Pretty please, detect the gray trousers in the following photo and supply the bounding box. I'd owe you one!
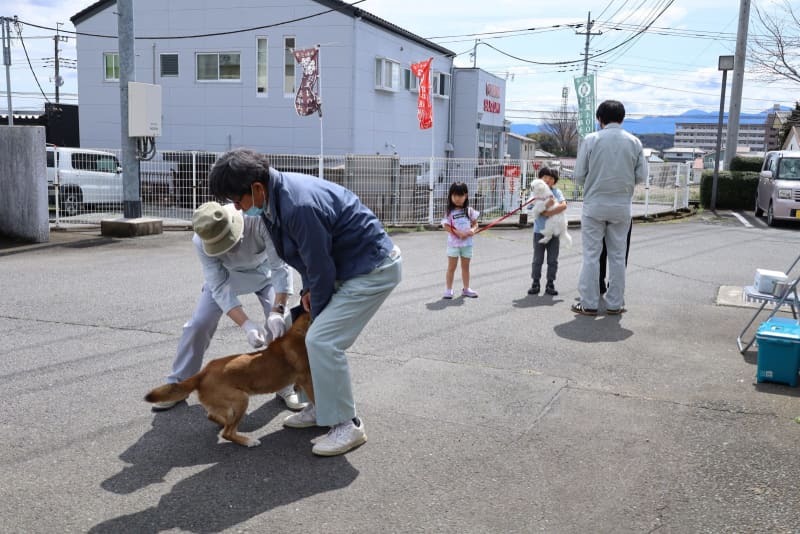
[303,248,402,427]
[167,283,274,383]
[531,232,560,283]
[578,214,630,310]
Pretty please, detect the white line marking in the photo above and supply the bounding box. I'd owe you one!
[732,211,753,227]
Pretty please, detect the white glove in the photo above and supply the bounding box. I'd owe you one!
[242,319,267,348]
[267,312,287,340]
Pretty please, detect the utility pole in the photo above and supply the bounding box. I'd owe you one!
[2,17,13,125]
[53,23,67,104]
[575,12,602,76]
[724,0,750,170]
[472,39,479,68]
[118,0,142,218]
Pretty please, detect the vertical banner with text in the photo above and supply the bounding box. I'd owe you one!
[411,57,433,130]
[574,74,596,138]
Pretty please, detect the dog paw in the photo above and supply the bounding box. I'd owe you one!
[245,438,261,447]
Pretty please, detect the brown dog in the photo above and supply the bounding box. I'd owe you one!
[145,312,314,447]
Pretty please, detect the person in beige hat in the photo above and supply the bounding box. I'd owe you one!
[152,201,305,411]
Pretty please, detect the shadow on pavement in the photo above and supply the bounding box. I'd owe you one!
[554,316,634,343]
[93,400,358,533]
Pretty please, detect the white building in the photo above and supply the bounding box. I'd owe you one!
[71,0,477,157]
[674,122,766,152]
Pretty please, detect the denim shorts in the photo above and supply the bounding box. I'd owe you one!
[447,245,473,258]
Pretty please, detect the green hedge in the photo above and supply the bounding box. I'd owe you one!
[729,156,764,172]
[699,171,759,209]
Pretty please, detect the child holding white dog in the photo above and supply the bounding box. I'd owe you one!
[527,167,567,296]
[441,181,480,299]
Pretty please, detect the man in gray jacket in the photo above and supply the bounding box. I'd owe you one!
[571,100,648,316]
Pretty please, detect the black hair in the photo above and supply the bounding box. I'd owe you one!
[537,166,559,184]
[208,148,271,201]
[446,182,469,215]
[595,100,625,125]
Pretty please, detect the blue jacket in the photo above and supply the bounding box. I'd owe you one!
[260,168,393,318]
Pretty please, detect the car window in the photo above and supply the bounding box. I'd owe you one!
[778,158,800,180]
[95,155,119,173]
[46,151,54,168]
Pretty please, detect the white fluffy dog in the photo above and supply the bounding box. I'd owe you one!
[528,178,572,247]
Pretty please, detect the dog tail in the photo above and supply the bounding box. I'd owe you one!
[144,374,201,404]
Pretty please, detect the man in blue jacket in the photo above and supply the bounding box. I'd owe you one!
[209,148,402,456]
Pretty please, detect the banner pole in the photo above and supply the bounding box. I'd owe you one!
[428,67,435,225]
[317,44,324,180]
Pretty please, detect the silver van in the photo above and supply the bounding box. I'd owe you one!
[755,150,800,226]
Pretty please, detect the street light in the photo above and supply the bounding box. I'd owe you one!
[710,55,735,211]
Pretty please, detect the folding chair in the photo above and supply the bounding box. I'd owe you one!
[737,253,800,354]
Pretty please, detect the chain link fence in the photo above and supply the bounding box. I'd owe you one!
[49,149,691,228]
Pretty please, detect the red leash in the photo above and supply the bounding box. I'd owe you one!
[473,196,538,235]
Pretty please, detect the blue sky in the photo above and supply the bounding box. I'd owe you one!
[1,0,797,123]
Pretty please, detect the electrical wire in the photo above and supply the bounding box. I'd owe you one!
[16,0,367,40]
[12,18,50,104]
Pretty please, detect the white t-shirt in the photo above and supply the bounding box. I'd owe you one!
[441,207,479,247]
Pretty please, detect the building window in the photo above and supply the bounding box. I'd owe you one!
[375,57,400,91]
[432,72,450,98]
[257,37,268,95]
[196,52,241,81]
[403,68,418,92]
[103,52,120,81]
[284,37,295,95]
[160,53,179,77]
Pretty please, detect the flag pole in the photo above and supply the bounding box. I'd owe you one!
[428,69,435,225]
[317,44,324,180]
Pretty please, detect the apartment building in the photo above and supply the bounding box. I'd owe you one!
[674,122,766,152]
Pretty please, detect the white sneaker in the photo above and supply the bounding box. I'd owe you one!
[311,418,367,456]
[283,403,318,428]
[151,400,180,412]
[276,385,308,411]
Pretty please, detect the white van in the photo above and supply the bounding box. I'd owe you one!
[47,145,123,216]
[756,150,800,226]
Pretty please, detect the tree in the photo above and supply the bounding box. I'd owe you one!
[526,132,559,155]
[540,108,578,156]
[778,101,800,148]
[749,1,800,85]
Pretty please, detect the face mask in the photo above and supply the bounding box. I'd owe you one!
[244,184,265,217]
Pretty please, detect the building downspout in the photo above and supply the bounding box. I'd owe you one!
[351,16,359,154]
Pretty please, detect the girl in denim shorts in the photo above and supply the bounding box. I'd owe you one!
[441,182,480,299]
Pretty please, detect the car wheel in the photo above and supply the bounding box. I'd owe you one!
[767,202,777,227]
[59,187,83,217]
[754,195,764,217]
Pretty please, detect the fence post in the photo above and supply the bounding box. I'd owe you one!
[428,156,435,225]
[644,174,651,218]
[191,151,197,211]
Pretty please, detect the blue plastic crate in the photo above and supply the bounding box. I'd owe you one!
[756,317,800,387]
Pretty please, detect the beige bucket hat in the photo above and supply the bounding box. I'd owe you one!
[192,202,244,256]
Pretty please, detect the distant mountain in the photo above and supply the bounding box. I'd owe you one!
[510,106,790,136]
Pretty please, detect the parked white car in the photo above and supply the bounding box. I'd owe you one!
[755,150,800,226]
[47,145,123,216]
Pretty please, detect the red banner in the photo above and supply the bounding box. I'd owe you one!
[293,47,322,117]
[410,58,433,130]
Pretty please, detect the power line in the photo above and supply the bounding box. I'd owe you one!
[16,0,367,40]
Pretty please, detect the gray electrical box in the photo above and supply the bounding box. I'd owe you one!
[128,82,162,137]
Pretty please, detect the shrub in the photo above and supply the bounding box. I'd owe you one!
[699,171,759,209]
[729,156,763,172]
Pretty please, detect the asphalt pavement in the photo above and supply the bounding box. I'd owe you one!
[1,211,800,533]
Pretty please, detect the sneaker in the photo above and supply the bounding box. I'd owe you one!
[462,288,479,298]
[151,400,180,412]
[442,288,454,299]
[283,403,319,428]
[545,283,558,296]
[527,282,540,295]
[277,385,308,411]
[311,418,367,456]
[570,302,598,316]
